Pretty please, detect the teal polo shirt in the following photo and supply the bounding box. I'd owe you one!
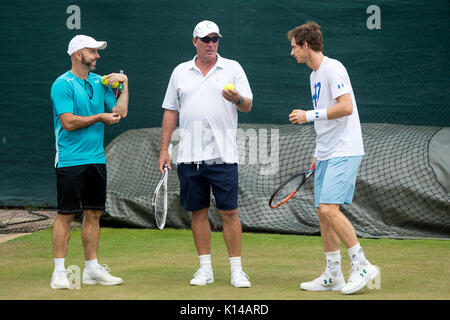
[51,71,117,168]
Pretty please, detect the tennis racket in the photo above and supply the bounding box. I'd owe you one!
[269,167,315,209]
[152,164,168,229]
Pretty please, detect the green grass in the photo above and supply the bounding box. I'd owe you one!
[0,227,449,300]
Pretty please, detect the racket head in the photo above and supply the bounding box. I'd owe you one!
[269,168,314,209]
[152,165,168,229]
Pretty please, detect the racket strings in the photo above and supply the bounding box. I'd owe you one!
[154,184,166,227]
[154,169,168,229]
[272,174,305,205]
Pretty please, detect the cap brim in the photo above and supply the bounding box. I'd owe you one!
[195,32,222,38]
[88,41,107,50]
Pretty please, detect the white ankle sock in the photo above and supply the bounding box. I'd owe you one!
[229,256,242,273]
[54,258,65,271]
[348,243,366,263]
[325,250,342,276]
[85,259,99,270]
[199,254,212,271]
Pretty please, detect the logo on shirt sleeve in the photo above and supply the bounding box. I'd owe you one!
[337,83,345,89]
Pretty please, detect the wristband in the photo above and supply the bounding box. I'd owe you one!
[306,109,328,122]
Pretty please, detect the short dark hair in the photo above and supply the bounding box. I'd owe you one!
[287,22,323,52]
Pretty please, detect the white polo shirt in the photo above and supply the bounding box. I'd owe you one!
[162,54,253,163]
[310,56,364,160]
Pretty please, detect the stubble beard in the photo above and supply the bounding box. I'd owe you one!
[81,53,96,71]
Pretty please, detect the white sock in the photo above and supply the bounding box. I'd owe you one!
[199,254,212,271]
[54,258,65,271]
[348,243,366,263]
[325,250,342,276]
[229,256,242,274]
[85,259,99,270]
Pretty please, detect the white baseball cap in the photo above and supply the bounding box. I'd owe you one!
[193,20,222,38]
[67,35,107,56]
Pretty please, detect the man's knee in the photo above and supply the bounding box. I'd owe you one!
[192,208,209,222]
[317,204,340,221]
[83,210,102,220]
[55,213,75,225]
[219,209,239,223]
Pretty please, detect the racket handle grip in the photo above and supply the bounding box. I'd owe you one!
[118,70,124,90]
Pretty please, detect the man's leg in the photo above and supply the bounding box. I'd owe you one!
[189,207,214,285]
[191,207,211,255]
[51,213,74,289]
[81,209,102,261]
[81,164,122,286]
[300,206,346,291]
[317,203,358,249]
[53,213,75,259]
[318,203,378,294]
[219,209,241,257]
[316,207,341,252]
[220,209,250,288]
[80,209,123,286]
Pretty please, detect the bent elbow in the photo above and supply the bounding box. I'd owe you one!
[61,122,74,131]
[243,100,253,113]
[345,102,353,116]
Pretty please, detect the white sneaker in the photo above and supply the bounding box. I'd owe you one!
[341,260,378,295]
[82,264,123,286]
[189,267,214,286]
[231,270,251,288]
[50,270,70,289]
[300,272,346,291]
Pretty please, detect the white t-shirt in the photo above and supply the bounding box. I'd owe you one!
[162,54,253,163]
[309,56,364,161]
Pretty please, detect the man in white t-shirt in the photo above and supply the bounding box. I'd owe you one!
[158,20,253,288]
[287,22,378,295]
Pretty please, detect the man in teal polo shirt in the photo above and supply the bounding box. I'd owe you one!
[50,35,129,289]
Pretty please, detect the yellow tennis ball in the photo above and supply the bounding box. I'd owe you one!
[101,76,118,88]
[224,83,235,91]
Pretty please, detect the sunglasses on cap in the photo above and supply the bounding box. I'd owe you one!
[198,36,220,43]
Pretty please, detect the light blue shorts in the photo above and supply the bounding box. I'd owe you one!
[314,156,363,208]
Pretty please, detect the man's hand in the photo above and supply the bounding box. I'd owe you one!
[289,109,307,124]
[101,112,121,125]
[158,150,171,173]
[222,88,241,104]
[222,89,252,112]
[310,157,317,170]
[103,72,128,88]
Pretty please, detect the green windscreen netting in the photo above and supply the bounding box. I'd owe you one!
[0,1,449,237]
[103,124,450,239]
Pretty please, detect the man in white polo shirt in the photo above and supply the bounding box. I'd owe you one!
[287,22,378,295]
[158,20,253,288]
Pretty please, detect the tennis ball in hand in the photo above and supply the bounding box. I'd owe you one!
[224,83,235,91]
[101,76,118,88]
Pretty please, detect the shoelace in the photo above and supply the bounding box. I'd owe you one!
[233,270,250,281]
[99,264,111,273]
[193,267,212,278]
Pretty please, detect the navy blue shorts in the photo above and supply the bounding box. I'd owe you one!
[177,162,238,212]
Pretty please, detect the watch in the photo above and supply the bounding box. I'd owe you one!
[237,96,244,105]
